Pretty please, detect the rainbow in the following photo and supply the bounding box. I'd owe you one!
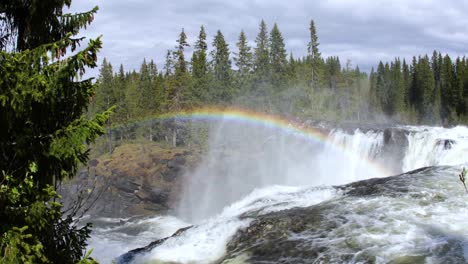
[112,106,392,176]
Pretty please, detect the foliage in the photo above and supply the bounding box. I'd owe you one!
[94,20,468,149]
[1,0,107,263]
[0,166,98,264]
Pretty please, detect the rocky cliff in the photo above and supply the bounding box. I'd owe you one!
[59,143,200,217]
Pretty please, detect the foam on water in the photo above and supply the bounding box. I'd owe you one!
[89,124,468,263]
[310,166,468,263]
[88,216,188,263]
[402,126,468,171]
[134,186,336,264]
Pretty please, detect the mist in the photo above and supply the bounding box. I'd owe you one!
[175,117,386,222]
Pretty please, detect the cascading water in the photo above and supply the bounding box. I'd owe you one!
[327,128,385,180]
[402,126,468,172]
[87,122,468,264]
[176,122,386,223]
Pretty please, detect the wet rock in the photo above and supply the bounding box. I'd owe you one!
[59,143,198,218]
[114,177,140,193]
[379,128,410,173]
[436,139,456,150]
[88,159,99,167]
[116,225,193,264]
[118,166,461,264]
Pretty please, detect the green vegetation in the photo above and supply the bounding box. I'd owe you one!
[92,19,468,139]
[0,1,108,263]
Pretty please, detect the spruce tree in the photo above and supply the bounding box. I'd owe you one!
[114,64,129,124]
[454,57,465,115]
[191,25,211,103]
[308,19,322,90]
[402,59,411,108]
[269,23,288,91]
[417,56,436,122]
[0,1,107,262]
[233,30,253,95]
[211,30,232,102]
[174,29,189,74]
[164,49,173,77]
[254,20,270,89]
[389,58,405,115]
[234,30,253,75]
[0,1,98,51]
[192,25,208,79]
[441,55,454,120]
[94,58,116,153]
[369,67,381,113]
[168,29,192,146]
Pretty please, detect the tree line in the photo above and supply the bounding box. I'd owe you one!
[91,20,369,125]
[93,20,468,128]
[369,53,468,124]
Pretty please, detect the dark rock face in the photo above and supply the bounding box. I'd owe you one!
[436,139,456,150]
[377,128,409,173]
[59,144,198,218]
[221,204,342,264]
[115,225,193,264]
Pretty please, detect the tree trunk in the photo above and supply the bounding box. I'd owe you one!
[172,128,177,147]
[107,127,113,154]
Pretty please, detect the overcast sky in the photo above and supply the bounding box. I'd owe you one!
[70,0,468,77]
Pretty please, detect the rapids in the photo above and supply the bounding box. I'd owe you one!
[87,124,468,263]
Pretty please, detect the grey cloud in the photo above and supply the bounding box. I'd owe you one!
[69,0,468,76]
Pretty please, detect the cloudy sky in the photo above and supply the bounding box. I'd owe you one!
[70,0,468,77]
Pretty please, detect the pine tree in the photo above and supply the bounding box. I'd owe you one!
[0,1,98,51]
[164,50,173,77]
[402,59,411,108]
[431,52,442,121]
[174,29,189,74]
[441,55,454,120]
[454,57,465,115]
[211,30,232,102]
[94,58,115,113]
[139,59,158,112]
[416,56,436,122]
[409,56,419,108]
[94,58,116,153]
[233,30,253,96]
[168,29,192,146]
[0,1,107,262]
[269,23,288,91]
[308,19,322,90]
[254,20,270,89]
[325,56,341,90]
[234,30,253,75]
[191,25,211,103]
[114,64,129,123]
[369,67,381,112]
[389,58,405,115]
[192,25,208,79]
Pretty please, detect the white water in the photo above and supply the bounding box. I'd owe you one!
[308,166,468,263]
[88,216,188,264]
[176,122,385,223]
[402,126,468,172]
[134,186,335,263]
[88,124,468,263]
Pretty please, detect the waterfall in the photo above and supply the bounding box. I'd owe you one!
[402,126,468,172]
[176,123,387,223]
